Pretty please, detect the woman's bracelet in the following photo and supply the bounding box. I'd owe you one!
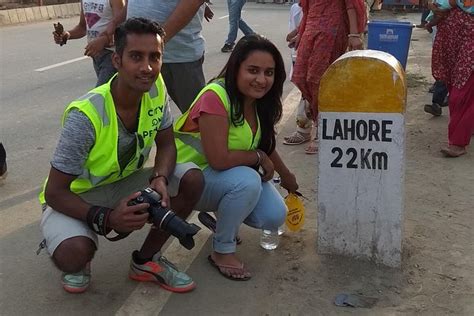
[255,150,263,167]
[348,33,362,38]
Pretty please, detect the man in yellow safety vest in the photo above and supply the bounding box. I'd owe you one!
[38,17,203,294]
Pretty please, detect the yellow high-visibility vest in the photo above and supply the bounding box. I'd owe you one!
[39,74,166,204]
[174,79,261,170]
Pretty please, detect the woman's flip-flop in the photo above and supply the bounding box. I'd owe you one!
[198,212,242,244]
[207,255,251,281]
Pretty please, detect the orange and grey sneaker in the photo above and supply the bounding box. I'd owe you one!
[129,251,195,293]
[61,262,91,294]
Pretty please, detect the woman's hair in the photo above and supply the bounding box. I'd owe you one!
[215,34,286,155]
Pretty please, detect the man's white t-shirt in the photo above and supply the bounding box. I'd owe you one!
[83,0,113,43]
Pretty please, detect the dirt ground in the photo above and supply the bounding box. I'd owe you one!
[256,11,473,315]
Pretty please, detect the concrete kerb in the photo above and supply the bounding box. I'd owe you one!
[40,6,48,20]
[0,3,80,26]
[0,10,11,24]
[16,8,27,23]
[8,9,19,24]
[25,7,35,22]
[46,5,55,20]
[52,5,62,18]
[32,6,42,21]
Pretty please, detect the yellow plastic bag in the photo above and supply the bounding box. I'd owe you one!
[284,193,305,232]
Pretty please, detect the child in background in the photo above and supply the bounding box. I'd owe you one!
[283,0,314,147]
[425,0,473,33]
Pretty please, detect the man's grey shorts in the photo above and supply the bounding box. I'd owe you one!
[40,163,199,255]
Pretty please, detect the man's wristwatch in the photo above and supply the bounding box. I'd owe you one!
[148,173,169,185]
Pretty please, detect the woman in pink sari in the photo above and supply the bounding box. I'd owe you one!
[290,0,367,154]
[431,3,474,157]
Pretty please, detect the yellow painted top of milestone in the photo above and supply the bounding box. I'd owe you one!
[319,50,406,113]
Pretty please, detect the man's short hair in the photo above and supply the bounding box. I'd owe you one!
[115,17,166,56]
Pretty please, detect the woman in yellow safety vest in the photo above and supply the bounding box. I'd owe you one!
[174,34,299,281]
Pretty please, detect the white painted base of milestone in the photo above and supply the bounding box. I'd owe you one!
[317,112,405,267]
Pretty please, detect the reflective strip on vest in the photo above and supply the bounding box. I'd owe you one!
[175,133,205,155]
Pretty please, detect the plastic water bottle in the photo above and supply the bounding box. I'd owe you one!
[259,178,284,250]
[260,229,279,250]
[273,177,286,236]
[278,225,285,236]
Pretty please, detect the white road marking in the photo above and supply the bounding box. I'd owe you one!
[277,86,301,133]
[218,10,245,20]
[0,199,41,238]
[35,56,89,72]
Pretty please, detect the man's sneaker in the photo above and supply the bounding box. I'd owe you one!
[129,251,195,293]
[424,103,442,116]
[221,43,234,53]
[61,262,91,294]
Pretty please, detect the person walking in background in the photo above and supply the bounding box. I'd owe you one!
[288,0,367,154]
[127,0,207,113]
[430,1,474,157]
[52,0,124,86]
[175,35,298,280]
[282,0,314,146]
[424,80,448,116]
[221,0,255,53]
[423,2,449,117]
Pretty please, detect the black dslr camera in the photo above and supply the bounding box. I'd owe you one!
[130,188,201,250]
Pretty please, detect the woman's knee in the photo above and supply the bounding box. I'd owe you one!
[244,198,287,229]
[230,166,262,193]
[266,206,286,229]
[52,236,96,273]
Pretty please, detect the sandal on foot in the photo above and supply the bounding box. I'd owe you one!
[283,131,311,145]
[440,146,466,157]
[208,255,251,281]
[305,139,318,155]
[198,213,242,245]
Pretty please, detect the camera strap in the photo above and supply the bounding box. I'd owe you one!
[87,206,131,241]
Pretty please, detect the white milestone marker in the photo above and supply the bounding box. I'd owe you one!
[317,50,407,267]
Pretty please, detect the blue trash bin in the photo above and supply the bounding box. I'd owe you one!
[367,20,414,69]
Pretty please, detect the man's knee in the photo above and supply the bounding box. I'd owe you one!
[179,169,204,202]
[52,236,96,273]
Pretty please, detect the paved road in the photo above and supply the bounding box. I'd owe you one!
[0,2,297,315]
